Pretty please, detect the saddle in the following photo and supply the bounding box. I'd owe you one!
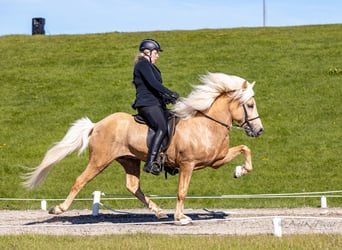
[133,110,179,177]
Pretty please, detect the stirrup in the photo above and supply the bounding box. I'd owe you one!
[164,166,179,176]
[144,162,161,176]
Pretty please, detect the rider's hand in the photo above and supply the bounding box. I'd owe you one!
[169,92,179,104]
[163,92,179,105]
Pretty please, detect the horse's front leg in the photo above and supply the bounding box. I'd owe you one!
[119,158,168,219]
[212,144,252,178]
[174,162,194,225]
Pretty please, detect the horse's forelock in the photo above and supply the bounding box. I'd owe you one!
[234,81,255,104]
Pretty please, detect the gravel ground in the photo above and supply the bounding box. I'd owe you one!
[1,208,342,236]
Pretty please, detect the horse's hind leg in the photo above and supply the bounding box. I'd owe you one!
[49,159,111,214]
[118,158,168,219]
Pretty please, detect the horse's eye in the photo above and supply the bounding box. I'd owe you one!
[247,104,254,109]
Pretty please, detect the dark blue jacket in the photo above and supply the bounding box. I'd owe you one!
[132,57,174,109]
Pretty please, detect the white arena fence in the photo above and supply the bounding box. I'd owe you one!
[0,190,341,213]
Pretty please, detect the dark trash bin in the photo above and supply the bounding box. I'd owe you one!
[32,18,45,35]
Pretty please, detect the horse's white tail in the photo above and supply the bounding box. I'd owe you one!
[22,117,94,190]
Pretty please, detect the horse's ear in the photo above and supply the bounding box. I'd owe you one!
[251,81,256,88]
[242,81,248,90]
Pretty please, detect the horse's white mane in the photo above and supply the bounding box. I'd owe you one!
[172,72,255,119]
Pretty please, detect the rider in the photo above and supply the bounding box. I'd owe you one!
[132,39,179,175]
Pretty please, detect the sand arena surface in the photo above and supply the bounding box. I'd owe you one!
[1,208,342,236]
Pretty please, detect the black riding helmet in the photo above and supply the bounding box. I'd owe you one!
[139,39,163,52]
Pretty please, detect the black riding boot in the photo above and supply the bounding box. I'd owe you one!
[144,130,165,175]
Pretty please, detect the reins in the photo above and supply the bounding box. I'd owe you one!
[175,100,258,132]
[196,110,241,130]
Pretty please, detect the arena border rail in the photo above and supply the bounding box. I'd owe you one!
[0,190,341,213]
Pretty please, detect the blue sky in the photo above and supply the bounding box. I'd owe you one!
[1,0,341,36]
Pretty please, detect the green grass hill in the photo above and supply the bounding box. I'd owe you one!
[0,24,341,210]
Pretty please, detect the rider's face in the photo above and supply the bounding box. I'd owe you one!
[150,50,159,64]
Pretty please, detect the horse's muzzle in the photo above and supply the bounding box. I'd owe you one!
[245,126,264,137]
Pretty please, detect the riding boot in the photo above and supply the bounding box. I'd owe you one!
[144,130,165,175]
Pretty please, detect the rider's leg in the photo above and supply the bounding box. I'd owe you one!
[138,106,168,175]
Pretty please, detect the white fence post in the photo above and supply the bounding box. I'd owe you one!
[92,191,101,216]
[321,196,327,208]
[41,199,47,211]
[272,217,282,237]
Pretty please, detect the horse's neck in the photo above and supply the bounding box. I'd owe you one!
[206,95,233,125]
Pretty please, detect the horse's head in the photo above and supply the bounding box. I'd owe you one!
[172,72,264,137]
[230,81,264,137]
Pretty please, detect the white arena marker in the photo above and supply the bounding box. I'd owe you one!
[41,200,47,211]
[321,196,327,208]
[92,191,101,216]
[272,217,282,237]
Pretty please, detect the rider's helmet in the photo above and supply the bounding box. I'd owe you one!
[139,39,163,52]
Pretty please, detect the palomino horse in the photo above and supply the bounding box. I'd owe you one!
[23,72,263,225]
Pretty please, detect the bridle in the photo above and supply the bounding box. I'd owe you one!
[197,103,260,132]
[239,104,260,132]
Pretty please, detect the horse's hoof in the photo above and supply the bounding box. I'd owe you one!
[174,215,192,225]
[151,207,168,219]
[49,205,64,215]
[157,212,169,219]
[234,166,243,178]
